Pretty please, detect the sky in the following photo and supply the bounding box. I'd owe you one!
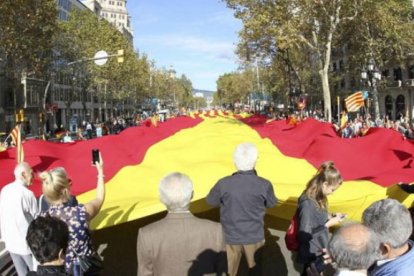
[127,0,242,92]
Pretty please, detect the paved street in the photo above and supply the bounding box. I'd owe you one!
[92,202,306,276]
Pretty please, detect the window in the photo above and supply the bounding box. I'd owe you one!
[394,67,402,81]
[409,65,414,79]
[385,95,393,119]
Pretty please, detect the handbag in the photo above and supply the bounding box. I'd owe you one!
[78,252,103,276]
[284,212,299,251]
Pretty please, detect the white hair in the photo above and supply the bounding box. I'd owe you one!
[363,199,413,249]
[14,162,31,182]
[233,142,258,171]
[159,172,193,211]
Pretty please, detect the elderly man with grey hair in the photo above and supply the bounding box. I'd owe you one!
[0,162,38,276]
[207,142,277,276]
[362,198,414,276]
[137,172,226,276]
[327,223,380,276]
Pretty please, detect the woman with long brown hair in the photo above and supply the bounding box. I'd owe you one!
[297,161,346,275]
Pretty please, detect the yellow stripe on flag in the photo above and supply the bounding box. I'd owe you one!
[76,116,414,230]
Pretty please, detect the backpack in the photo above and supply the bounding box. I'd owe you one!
[285,212,299,251]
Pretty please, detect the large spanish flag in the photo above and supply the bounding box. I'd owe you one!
[0,112,413,230]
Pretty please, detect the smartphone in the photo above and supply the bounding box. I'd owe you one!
[312,255,326,273]
[92,149,100,165]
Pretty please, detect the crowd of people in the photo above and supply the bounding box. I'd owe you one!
[1,141,414,275]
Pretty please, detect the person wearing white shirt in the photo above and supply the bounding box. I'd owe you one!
[0,162,38,276]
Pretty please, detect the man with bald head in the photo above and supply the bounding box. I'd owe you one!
[0,162,38,276]
[328,223,380,275]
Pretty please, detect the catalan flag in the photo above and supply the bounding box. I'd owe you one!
[345,91,365,112]
[10,125,24,163]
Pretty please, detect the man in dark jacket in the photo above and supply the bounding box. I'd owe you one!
[206,142,277,276]
[363,199,414,276]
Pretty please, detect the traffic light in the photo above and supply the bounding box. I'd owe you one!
[117,49,124,63]
[39,112,45,123]
[16,109,25,123]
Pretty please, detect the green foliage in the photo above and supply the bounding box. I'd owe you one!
[0,0,58,77]
[341,0,414,71]
[216,70,254,105]
[56,10,151,112]
[224,0,414,120]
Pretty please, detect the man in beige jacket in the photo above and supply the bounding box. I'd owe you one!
[137,172,226,276]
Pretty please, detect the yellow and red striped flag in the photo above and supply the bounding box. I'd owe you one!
[345,91,365,112]
[10,125,24,163]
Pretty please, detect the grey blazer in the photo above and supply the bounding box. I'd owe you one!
[137,212,226,276]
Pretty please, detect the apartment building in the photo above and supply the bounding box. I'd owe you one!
[93,0,133,45]
[0,0,136,135]
[331,47,414,121]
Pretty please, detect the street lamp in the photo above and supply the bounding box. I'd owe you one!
[168,66,176,110]
[361,58,381,119]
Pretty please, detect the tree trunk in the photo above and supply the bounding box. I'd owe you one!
[320,68,332,122]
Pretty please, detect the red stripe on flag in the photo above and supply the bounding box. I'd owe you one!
[345,91,365,112]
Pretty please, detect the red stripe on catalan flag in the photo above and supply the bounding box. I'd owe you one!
[345,91,365,112]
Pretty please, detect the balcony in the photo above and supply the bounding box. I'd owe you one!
[404,79,414,87]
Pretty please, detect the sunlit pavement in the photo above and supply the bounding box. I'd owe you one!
[92,205,308,276]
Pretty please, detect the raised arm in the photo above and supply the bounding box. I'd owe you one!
[85,152,105,221]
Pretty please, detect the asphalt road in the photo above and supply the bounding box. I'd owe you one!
[0,205,335,275]
[91,207,307,276]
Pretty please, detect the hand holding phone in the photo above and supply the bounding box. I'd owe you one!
[92,149,100,165]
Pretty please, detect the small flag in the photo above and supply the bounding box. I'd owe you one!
[345,91,365,112]
[10,125,19,146]
[150,115,158,127]
[10,125,24,163]
[297,98,306,110]
[340,111,348,129]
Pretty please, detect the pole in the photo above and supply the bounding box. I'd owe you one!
[372,78,380,120]
[104,82,108,121]
[337,96,340,123]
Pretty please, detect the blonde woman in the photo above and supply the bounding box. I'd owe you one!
[39,154,104,275]
[297,161,346,275]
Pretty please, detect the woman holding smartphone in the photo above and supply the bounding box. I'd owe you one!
[297,161,346,275]
[38,152,105,275]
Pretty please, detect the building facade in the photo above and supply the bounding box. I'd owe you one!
[0,0,135,136]
[92,0,133,45]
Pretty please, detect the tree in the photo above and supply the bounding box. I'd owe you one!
[0,0,57,113]
[57,10,150,121]
[176,74,193,108]
[226,0,361,122]
[226,0,414,121]
[216,71,254,108]
[339,0,414,118]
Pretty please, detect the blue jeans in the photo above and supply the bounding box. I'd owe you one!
[9,252,33,276]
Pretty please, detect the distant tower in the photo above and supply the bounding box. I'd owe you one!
[83,0,134,45]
